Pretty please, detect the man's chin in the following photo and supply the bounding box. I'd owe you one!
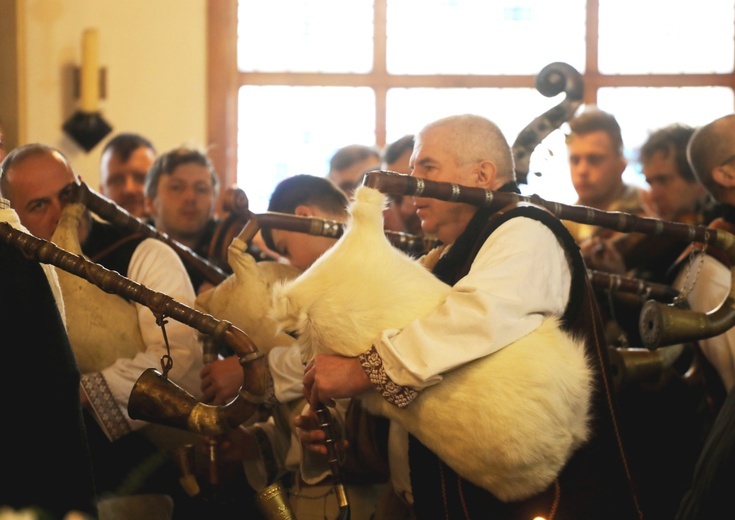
[121,202,145,218]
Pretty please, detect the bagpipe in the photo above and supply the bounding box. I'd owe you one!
[1,60,723,518]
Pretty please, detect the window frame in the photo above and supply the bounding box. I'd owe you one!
[207,0,735,206]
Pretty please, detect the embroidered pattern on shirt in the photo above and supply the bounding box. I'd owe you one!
[358,345,418,408]
[81,372,131,441]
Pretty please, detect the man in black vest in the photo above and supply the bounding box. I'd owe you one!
[299,114,642,519]
[0,144,209,519]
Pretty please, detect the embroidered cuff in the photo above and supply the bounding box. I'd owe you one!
[81,372,131,441]
[358,346,418,408]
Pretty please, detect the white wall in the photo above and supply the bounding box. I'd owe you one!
[17,0,207,190]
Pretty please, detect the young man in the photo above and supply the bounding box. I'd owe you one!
[565,107,653,243]
[298,114,641,519]
[642,124,709,223]
[145,145,220,293]
[327,143,381,198]
[201,175,385,519]
[100,132,157,219]
[0,144,204,518]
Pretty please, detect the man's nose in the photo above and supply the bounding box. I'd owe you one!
[50,200,66,231]
[572,161,589,176]
[123,175,142,192]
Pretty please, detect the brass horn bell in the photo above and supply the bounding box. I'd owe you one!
[255,480,297,520]
[128,368,231,436]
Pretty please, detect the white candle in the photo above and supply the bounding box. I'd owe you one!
[80,28,99,112]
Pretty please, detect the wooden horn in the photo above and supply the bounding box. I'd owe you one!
[234,210,440,256]
[587,269,680,304]
[70,182,230,286]
[238,207,683,304]
[0,222,266,435]
[363,170,735,349]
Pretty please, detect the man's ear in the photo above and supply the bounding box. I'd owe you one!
[476,160,497,189]
[713,166,735,189]
[294,204,316,217]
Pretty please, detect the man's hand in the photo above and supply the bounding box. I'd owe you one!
[200,355,244,405]
[293,407,348,457]
[302,354,372,410]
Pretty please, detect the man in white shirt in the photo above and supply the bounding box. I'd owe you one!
[674,114,735,398]
[298,114,642,519]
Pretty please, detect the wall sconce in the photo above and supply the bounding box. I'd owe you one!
[62,28,112,152]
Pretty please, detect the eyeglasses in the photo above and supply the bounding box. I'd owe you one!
[718,154,735,168]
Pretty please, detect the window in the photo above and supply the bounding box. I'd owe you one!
[208,0,735,212]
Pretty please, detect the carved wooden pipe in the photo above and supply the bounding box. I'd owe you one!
[0,222,265,435]
[363,170,735,349]
[70,182,230,286]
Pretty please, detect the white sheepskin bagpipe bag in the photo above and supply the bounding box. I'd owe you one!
[195,237,301,354]
[51,202,144,373]
[270,185,593,501]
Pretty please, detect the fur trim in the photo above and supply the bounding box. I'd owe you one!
[270,185,592,500]
[271,186,450,362]
[195,238,301,353]
[361,316,591,501]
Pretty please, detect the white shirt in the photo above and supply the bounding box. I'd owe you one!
[376,216,572,390]
[0,203,66,322]
[675,253,735,391]
[84,238,203,439]
[380,216,572,503]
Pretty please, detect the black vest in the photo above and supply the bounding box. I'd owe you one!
[409,202,642,520]
[83,218,146,278]
[0,240,98,518]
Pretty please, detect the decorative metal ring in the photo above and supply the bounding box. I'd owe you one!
[450,184,460,201]
[324,221,340,237]
[414,178,425,197]
[586,207,596,223]
[239,350,265,366]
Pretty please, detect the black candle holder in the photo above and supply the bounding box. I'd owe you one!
[62,110,113,152]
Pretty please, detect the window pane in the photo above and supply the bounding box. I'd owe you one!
[598,87,735,188]
[238,0,374,73]
[237,86,376,212]
[387,0,585,75]
[599,0,734,74]
[386,87,580,203]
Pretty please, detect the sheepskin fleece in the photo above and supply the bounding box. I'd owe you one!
[195,238,301,353]
[51,203,144,373]
[270,186,593,501]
